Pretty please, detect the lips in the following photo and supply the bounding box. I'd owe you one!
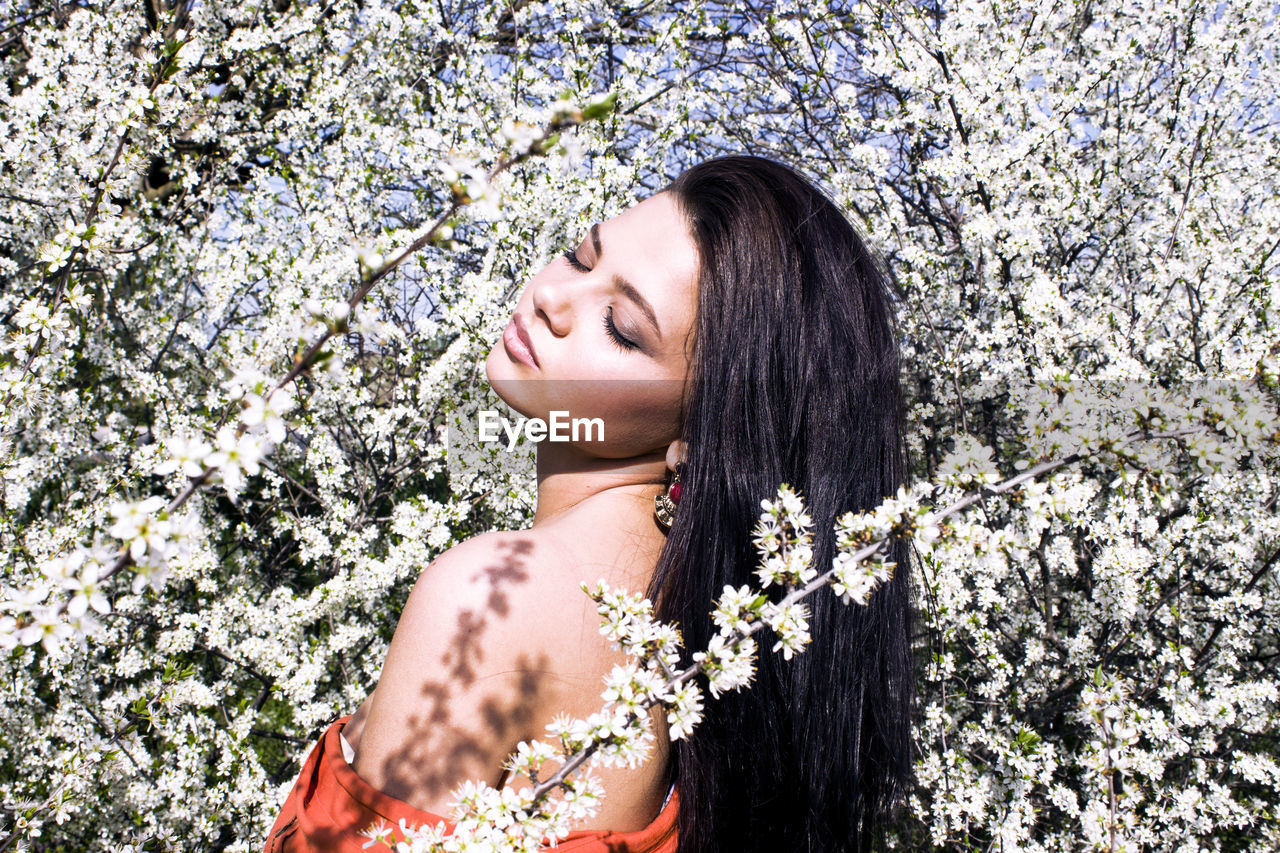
[502,314,539,368]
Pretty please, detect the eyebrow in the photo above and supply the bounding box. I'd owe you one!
[591,222,662,340]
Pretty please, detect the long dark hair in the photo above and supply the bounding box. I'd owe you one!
[647,156,914,851]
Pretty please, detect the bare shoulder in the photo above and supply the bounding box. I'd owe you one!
[409,529,608,648]
[347,528,618,813]
[411,530,548,623]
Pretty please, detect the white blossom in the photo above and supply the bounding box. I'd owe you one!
[153,435,213,478]
[241,388,296,444]
[204,426,265,499]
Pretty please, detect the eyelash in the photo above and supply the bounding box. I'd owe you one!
[563,245,641,351]
[602,306,639,351]
[562,248,590,273]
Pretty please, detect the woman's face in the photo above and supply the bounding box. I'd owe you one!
[484,191,700,458]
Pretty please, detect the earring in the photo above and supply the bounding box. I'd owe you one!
[654,464,684,531]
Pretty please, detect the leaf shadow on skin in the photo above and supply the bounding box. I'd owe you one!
[368,654,547,815]
[288,537,554,849]
[442,536,534,686]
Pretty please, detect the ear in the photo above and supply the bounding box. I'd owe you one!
[665,439,687,471]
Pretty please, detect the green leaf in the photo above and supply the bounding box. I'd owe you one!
[581,92,619,121]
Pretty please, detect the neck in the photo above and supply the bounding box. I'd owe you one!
[532,442,668,527]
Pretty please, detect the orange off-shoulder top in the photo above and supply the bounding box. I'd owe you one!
[263,715,679,852]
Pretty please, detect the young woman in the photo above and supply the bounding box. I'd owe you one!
[264,156,914,853]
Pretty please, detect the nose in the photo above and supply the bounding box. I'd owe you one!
[530,267,576,337]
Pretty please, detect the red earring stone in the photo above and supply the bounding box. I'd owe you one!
[654,464,684,531]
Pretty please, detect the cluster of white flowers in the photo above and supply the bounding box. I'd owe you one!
[1077,673,1143,852]
[0,500,200,656]
[9,296,74,354]
[36,218,101,273]
[935,434,1001,491]
[690,632,758,698]
[751,484,817,588]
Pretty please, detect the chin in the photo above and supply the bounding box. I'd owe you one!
[488,383,539,421]
[482,343,502,386]
[484,349,537,419]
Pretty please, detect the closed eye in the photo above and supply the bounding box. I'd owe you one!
[563,248,590,272]
[603,306,640,351]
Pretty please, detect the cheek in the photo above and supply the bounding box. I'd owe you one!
[489,378,684,456]
[569,380,685,454]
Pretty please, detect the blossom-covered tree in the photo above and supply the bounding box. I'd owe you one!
[1,0,1276,850]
